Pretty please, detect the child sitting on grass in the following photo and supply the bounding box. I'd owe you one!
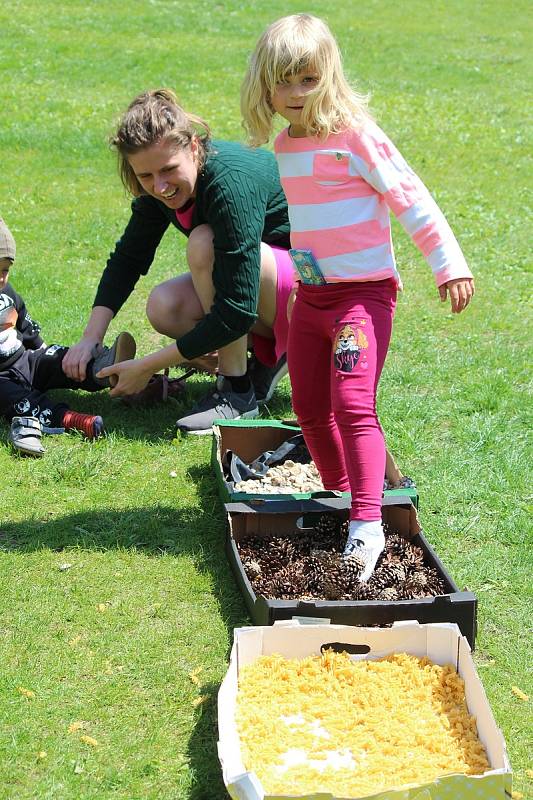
[0,217,136,456]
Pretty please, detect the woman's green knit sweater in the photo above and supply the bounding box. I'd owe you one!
[93,140,290,360]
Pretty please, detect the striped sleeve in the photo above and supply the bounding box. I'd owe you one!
[349,123,473,286]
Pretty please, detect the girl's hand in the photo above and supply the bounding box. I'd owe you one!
[63,336,101,382]
[438,278,475,313]
[97,358,153,398]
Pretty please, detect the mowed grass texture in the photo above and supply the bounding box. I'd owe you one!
[0,0,531,797]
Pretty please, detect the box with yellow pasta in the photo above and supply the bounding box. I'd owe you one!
[217,621,511,799]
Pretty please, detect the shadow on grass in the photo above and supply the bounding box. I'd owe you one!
[0,488,248,800]
[187,681,229,800]
[29,380,211,444]
[7,371,294,446]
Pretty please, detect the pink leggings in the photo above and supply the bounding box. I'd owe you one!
[287,279,397,521]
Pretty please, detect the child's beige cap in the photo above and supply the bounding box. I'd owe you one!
[0,218,16,261]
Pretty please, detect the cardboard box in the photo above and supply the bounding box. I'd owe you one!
[212,419,419,507]
[218,621,512,800]
[225,497,477,649]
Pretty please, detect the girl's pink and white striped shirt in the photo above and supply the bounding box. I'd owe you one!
[274,121,472,287]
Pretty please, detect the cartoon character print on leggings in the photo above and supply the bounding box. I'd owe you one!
[333,321,368,373]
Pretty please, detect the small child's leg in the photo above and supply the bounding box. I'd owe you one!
[0,354,68,430]
[31,333,136,394]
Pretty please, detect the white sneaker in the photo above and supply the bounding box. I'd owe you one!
[9,416,45,457]
[343,520,385,582]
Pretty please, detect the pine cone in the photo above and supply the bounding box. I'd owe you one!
[267,563,308,599]
[424,567,446,596]
[384,532,408,556]
[237,535,264,559]
[313,552,343,600]
[243,558,262,577]
[403,568,445,598]
[353,582,373,600]
[367,567,391,592]
[321,573,345,600]
[341,553,366,587]
[379,562,408,585]
[378,586,400,601]
[268,537,297,563]
[300,554,327,595]
[315,513,338,536]
[403,544,425,570]
[312,513,347,553]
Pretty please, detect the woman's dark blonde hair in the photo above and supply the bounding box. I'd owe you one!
[111,89,211,196]
[241,14,370,145]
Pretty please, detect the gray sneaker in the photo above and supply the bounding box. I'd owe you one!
[176,375,259,435]
[92,332,137,388]
[249,353,288,405]
[9,416,45,457]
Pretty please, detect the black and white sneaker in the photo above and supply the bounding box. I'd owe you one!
[176,375,259,435]
[249,353,288,405]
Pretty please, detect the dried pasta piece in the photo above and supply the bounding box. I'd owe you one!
[236,650,490,796]
[80,735,98,747]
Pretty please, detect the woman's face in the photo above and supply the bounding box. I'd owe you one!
[128,137,199,209]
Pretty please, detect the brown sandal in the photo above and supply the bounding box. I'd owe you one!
[120,368,197,408]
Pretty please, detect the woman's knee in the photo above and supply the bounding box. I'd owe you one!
[147,283,174,327]
[186,224,214,274]
[146,275,203,337]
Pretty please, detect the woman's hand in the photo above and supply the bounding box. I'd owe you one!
[63,306,115,381]
[183,352,219,374]
[62,336,101,382]
[97,358,154,398]
[438,277,475,313]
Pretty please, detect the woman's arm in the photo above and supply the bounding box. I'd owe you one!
[62,305,114,381]
[63,196,171,381]
[96,340,185,397]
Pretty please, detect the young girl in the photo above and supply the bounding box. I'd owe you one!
[241,14,474,580]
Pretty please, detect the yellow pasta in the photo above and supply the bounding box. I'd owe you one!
[236,650,490,796]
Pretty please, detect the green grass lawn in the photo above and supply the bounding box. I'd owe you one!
[0,0,531,797]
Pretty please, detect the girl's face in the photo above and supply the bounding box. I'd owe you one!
[128,137,200,209]
[270,70,319,137]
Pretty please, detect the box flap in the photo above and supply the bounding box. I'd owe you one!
[456,635,510,770]
[245,621,463,662]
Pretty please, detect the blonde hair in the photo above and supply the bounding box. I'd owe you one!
[111,89,211,196]
[241,14,370,145]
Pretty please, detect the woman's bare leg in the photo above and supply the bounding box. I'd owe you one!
[145,274,213,372]
[185,225,247,376]
[146,226,279,373]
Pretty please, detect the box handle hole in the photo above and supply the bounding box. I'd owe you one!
[321,642,371,655]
